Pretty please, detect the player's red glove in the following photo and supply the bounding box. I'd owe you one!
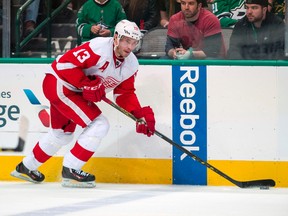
[132,106,155,137]
[82,77,105,102]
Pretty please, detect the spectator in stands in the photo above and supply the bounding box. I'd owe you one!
[119,0,159,31]
[159,0,210,28]
[51,0,77,24]
[228,0,285,60]
[159,0,181,28]
[270,0,285,20]
[201,0,214,8]
[22,0,41,37]
[70,0,88,10]
[211,0,275,28]
[22,0,80,36]
[211,0,246,28]
[165,0,226,60]
[77,0,126,43]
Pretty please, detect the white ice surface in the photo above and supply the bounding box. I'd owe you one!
[0,182,287,216]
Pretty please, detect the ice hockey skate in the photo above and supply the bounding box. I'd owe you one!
[61,166,96,188]
[10,162,45,183]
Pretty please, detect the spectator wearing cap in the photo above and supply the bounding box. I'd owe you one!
[228,0,285,60]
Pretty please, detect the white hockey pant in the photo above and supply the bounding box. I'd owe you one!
[63,114,110,169]
[23,129,74,170]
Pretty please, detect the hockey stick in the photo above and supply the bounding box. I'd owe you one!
[103,97,275,188]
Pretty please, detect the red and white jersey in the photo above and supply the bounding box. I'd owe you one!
[49,37,138,92]
[48,37,141,112]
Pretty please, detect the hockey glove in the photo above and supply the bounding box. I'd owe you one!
[176,47,193,60]
[132,106,155,137]
[82,77,105,102]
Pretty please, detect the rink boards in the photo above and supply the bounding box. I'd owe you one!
[0,62,288,187]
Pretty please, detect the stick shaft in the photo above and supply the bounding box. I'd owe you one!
[103,97,275,188]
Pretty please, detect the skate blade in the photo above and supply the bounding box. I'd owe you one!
[62,178,96,188]
[10,170,41,184]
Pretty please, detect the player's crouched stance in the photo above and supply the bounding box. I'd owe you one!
[10,20,156,188]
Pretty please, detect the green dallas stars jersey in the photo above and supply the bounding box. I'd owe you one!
[212,0,245,28]
[272,0,285,20]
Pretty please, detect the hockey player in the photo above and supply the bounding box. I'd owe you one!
[11,20,156,188]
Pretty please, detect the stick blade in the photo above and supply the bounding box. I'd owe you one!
[237,179,275,188]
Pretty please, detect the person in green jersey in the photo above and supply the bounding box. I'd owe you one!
[270,0,285,19]
[212,0,246,28]
[77,0,127,43]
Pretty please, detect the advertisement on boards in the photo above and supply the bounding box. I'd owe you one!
[172,66,207,185]
[0,64,172,159]
[0,64,49,151]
